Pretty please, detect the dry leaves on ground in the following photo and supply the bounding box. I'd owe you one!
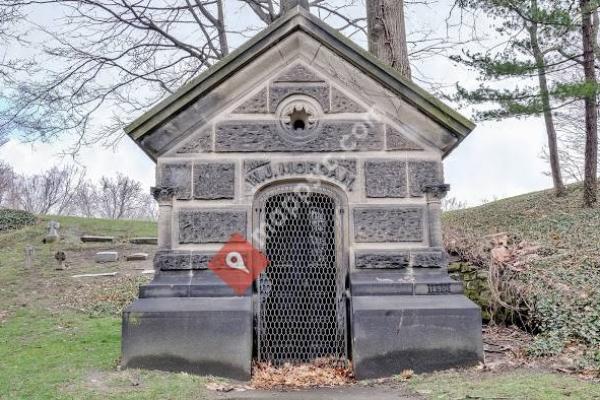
[251,358,354,389]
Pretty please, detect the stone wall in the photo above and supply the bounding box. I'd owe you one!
[152,61,447,275]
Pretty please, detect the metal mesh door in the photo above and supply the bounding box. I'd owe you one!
[256,190,347,364]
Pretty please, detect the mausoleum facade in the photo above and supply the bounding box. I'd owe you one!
[122,3,483,380]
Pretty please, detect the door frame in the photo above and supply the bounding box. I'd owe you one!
[251,179,350,363]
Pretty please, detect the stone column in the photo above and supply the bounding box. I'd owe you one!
[151,187,176,251]
[423,184,450,248]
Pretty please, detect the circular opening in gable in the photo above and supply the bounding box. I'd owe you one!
[276,95,323,144]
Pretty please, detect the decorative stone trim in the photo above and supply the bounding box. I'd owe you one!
[233,87,268,113]
[364,160,408,198]
[154,250,192,270]
[176,128,212,154]
[386,126,424,151]
[215,120,383,152]
[354,251,410,269]
[274,63,324,82]
[269,83,330,113]
[331,87,366,113]
[410,250,446,268]
[151,186,176,202]
[178,209,247,244]
[244,159,357,192]
[157,162,192,200]
[423,184,451,201]
[193,162,236,200]
[408,161,443,197]
[353,207,424,243]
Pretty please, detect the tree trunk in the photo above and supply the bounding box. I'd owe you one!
[216,0,229,57]
[581,0,598,207]
[528,13,566,196]
[366,0,411,80]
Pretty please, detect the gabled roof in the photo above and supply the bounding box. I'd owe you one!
[125,5,475,149]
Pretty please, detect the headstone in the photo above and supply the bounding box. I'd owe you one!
[43,221,60,243]
[126,253,149,261]
[24,245,34,268]
[129,237,158,245]
[55,251,66,270]
[95,251,119,263]
[82,235,114,243]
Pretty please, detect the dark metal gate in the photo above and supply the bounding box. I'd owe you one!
[255,186,347,365]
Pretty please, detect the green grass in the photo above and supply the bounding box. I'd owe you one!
[0,213,598,398]
[0,310,210,400]
[411,371,600,400]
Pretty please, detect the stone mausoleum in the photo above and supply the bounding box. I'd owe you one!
[122,1,483,380]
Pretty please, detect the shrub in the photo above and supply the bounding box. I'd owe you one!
[0,208,37,232]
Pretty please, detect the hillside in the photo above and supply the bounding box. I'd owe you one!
[0,212,598,398]
[443,184,600,369]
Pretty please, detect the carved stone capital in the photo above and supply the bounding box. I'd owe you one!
[423,184,450,202]
[151,186,175,203]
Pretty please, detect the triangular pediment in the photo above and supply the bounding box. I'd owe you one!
[126,7,474,161]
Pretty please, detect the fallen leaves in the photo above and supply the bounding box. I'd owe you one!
[251,358,354,389]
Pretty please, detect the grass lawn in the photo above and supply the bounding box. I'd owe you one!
[411,370,600,400]
[0,212,598,399]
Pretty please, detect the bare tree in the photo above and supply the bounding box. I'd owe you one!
[97,173,148,219]
[0,161,15,207]
[12,164,86,214]
[0,0,365,149]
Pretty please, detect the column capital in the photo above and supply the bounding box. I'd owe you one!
[151,186,175,203]
[423,184,450,201]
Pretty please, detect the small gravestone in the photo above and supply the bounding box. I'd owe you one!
[43,221,60,243]
[129,237,158,245]
[24,245,34,268]
[126,253,149,261]
[55,251,67,270]
[95,251,119,263]
[81,235,114,243]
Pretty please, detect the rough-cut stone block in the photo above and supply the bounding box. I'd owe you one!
[411,250,446,268]
[331,87,366,113]
[233,88,268,113]
[269,83,330,112]
[275,64,324,82]
[365,160,407,198]
[191,252,213,270]
[178,209,247,244]
[129,237,158,245]
[386,126,424,151]
[81,235,114,243]
[122,297,253,379]
[215,121,383,152]
[408,160,443,197]
[95,251,119,263]
[126,253,149,261]
[154,250,192,270]
[243,159,357,192]
[193,162,235,200]
[351,295,483,379]
[353,207,424,243]
[354,251,409,269]
[158,162,192,200]
[176,128,212,154]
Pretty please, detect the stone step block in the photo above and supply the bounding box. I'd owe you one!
[95,251,119,263]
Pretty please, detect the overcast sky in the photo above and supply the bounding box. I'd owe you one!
[0,1,553,206]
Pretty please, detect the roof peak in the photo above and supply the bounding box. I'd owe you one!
[282,0,309,13]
